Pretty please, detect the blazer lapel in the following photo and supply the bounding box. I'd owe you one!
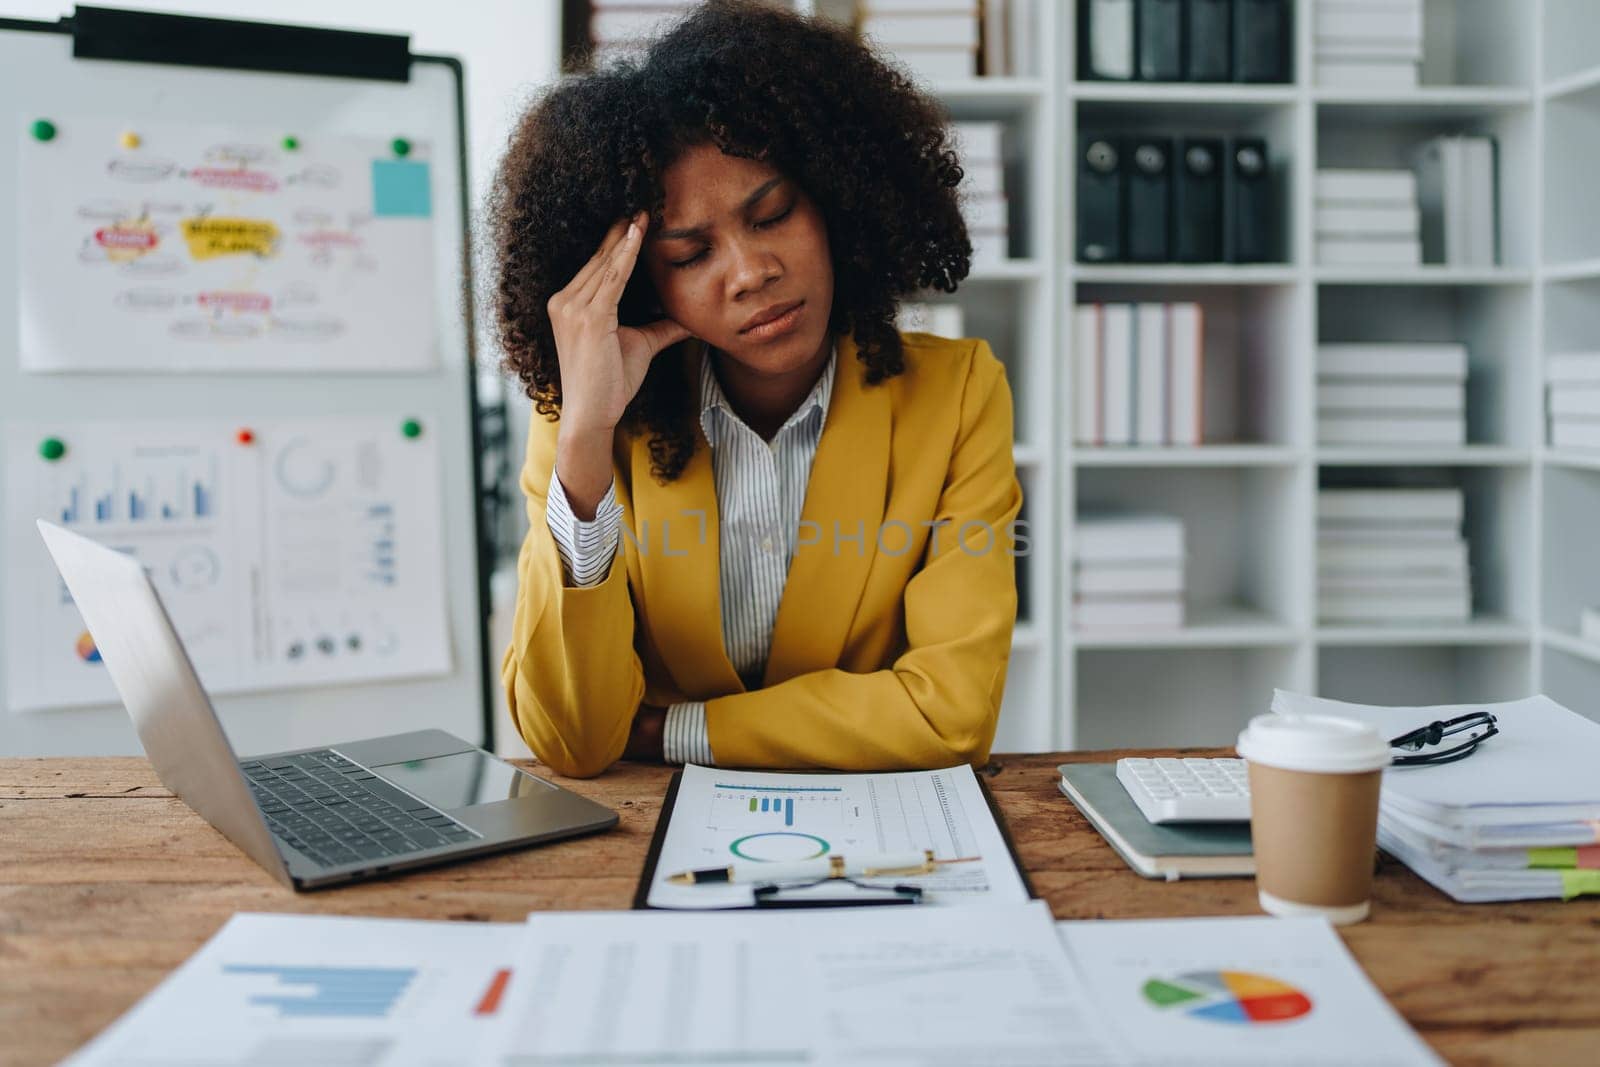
[630,409,746,698]
[763,331,890,686]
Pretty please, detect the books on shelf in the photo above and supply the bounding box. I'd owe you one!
[1073,302,1203,447]
[1318,487,1464,525]
[1546,353,1600,451]
[860,0,1033,79]
[895,301,965,339]
[1316,488,1471,625]
[1319,415,1464,446]
[588,1,697,62]
[1074,513,1186,632]
[953,120,1009,265]
[1317,343,1468,447]
[1414,135,1500,267]
[1319,342,1468,380]
[1314,0,1422,88]
[1315,169,1421,267]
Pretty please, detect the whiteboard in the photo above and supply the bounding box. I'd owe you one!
[0,17,490,756]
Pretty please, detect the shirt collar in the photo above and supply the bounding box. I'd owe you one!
[698,337,836,448]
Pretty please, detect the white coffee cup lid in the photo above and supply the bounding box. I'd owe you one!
[1236,713,1391,774]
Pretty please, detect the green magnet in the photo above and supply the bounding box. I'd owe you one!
[391,137,411,158]
[31,119,57,142]
[401,418,423,439]
[282,135,300,151]
[39,437,66,461]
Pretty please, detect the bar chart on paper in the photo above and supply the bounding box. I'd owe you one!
[63,914,520,1067]
[649,764,1031,907]
[222,963,416,1020]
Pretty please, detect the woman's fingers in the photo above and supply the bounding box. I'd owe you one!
[586,212,647,307]
[565,217,630,298]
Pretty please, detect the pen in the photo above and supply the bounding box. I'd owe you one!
[666,850,980,885]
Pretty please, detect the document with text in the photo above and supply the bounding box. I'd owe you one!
[644,762,1031,908]
[480,901,1124,1066]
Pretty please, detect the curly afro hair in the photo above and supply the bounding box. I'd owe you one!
[488,0,974,481]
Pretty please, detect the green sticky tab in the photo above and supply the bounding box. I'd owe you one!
[39,437,66,461]
[31,118,57,142]
[1529,847,1578,869]
[1560,870,1600,900]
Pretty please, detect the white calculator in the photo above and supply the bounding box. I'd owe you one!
[1115,757,1252,823]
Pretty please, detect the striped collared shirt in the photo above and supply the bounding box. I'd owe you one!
[545,339,837,765]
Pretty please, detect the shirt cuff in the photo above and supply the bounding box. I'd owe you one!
[545,468,623,588]
[662,702,713,766]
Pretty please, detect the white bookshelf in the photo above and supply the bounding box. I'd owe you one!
[791,1,1600,750]
[527,0,1600,751]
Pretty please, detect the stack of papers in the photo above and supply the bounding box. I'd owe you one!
[1315,0,1423,88]
[1273,690,1600,903]
[1073,512,1186,630]
[1316,169,1421,267]
[68,909,1444,1066]
[1316,488,1471,624]
[1316,343,1468,447]
[1547,352,1600,451]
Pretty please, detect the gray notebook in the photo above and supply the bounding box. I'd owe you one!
[1058,763,1254,881]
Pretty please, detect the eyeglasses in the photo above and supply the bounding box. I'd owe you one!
[752,876,923,907]
[1388,711,1498,766]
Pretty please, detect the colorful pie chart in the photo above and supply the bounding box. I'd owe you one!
[1142,970,1312,1024]
[75,631,102,664]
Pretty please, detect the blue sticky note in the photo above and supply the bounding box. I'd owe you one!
[372,159,432,217]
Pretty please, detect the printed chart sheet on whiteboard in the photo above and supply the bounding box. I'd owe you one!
[644,762,1030,908]
[18,115,437,374]
[4,416,451,712]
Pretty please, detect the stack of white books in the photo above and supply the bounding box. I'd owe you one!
[1073,514,1185,630]
[1414,134,1499,267]
[1072,303,1203,447]
[1314,0,1423,89]
[860,0,979,82]
[1317,342,1467,446]
[1315,169,1421,267]
[1274,690,1600,904]
[1546,352,1600,451]
[895,300,964,339]
[953,120,1008,265]
[1317,488,1470,625]
[588,0,697,65]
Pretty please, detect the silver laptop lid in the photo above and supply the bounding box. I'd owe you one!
[36,520,291,887]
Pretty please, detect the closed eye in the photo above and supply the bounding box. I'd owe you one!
[668,206,794,269]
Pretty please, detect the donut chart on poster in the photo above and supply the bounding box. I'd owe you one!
[1141,970,1313,1024]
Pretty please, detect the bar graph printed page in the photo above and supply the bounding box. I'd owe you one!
[64,913,521,1067]
[645,763,1030,908]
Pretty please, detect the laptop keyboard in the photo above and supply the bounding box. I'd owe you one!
[240,750,479,870]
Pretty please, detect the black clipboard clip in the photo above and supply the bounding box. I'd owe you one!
[751,879,924,908]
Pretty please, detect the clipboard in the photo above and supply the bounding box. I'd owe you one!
[631,768,1038,910]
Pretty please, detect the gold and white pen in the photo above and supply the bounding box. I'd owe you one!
[666,850,980,885]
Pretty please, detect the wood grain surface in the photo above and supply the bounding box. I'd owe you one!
[2,751,1596,1066]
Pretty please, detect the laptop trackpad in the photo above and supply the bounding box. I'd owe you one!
[371,750,554,812]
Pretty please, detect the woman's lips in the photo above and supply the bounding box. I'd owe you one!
[741,300,804,341]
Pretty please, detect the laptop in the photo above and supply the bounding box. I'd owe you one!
[36,519,618,890]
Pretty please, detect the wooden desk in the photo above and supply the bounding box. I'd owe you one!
[2,752,1596,1067]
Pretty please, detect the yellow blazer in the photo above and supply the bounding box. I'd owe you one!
[502,330,1022,777]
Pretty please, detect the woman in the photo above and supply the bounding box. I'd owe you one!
[492,0,1022,777]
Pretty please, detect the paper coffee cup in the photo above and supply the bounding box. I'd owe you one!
[1236,713,1391,925]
